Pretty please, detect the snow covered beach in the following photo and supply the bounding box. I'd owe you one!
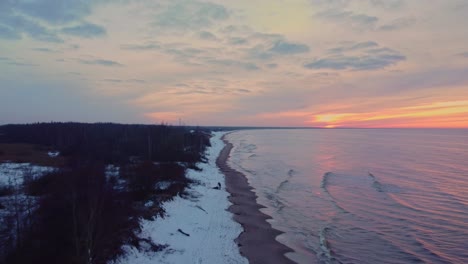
[113,132,248,264]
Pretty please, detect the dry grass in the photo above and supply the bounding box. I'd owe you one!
[0,143,65,166]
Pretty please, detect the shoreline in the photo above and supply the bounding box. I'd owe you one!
[113,132,247,264]
[217,135,295,264]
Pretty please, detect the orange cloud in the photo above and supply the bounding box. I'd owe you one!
[305,100,468,128]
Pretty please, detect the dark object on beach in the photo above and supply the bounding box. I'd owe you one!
[213,182,222,190]
[177,229,190,237]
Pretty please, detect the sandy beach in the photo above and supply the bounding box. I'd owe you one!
[217,136,295,264]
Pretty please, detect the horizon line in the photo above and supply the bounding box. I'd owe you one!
[1,122,467,130]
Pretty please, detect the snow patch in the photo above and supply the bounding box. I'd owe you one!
[0,163,56,186]
[155,181,172,191]
[47,151,60,157]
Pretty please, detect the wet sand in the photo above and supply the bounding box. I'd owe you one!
[216,136,295,264]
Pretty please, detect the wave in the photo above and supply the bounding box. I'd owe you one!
[275,169,297,194]
[368,172,384,192]
[229,160,257,176]
[264,191,286,212]
[321,171,332,190]
[369,172,403,194]
[318,227,343,264]
[320,172,348,214]
[239,143,257,153]
[319,227,332,262]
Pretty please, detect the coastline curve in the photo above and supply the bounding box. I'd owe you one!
[217,134,296,264]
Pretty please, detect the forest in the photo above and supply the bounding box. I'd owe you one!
[0,122,211,264]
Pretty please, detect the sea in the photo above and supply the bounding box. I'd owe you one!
[225,129,468,264]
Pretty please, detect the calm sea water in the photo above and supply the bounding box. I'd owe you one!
[226,129,468,264]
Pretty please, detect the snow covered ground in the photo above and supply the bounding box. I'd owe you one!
[112,132,248,264]
[0,162,56,186]
[0,162,57,256]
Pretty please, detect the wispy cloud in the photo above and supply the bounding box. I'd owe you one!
[11,0,92,24]
[269,40,310,55]
[305,42,405,70]
[32,47,60,53]
[121,43,161,51]
[77,59,123,67]
[379,17,415,31]
[0,13,62,42]
[0,0,99,42]
[204,59,259,71]
[328,41,378,53]
[102,79,146,84]
[153,0,229,31]
[0,57,38,67]
[197,31,217,41]
[316,9,379,30]
[369,0,405,10]
[61,22,107,38]
[0,25,21,40]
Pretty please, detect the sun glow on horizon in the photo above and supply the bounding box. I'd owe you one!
[304,100,468,128]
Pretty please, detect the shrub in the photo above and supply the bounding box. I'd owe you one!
[0,185,13,197]
[24,173,54,196]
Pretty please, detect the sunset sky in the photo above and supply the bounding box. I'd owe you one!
[1,0,468,128]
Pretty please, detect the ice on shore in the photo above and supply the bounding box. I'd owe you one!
[113,132,247,264]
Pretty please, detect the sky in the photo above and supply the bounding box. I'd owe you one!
[1,0,468,128]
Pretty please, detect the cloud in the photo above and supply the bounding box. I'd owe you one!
[0,1,108,42]
[198,31,217,40]
[305,42,405,70]
[61,22,106,38]
[166,47,206,58]
[311,0,404,10]
[237,89,251,93]
[32,47,59,53]
[369,0,405,10]
[0,57,38,67]
[328,41,378,53]
[127,79,146,84]
[102,78,146,84]
[458,52,468,58]
[316,9,379,29]
[0,25,21,40]
[204,59,259,70]
[228,37,248,45]
[12,0,92,25]
[103,79,123,83]
[269,40,310,54]
[310,0,350,8]
[305,54,405,70]
[0,13,62,42]
[121,43,160,51]
[247,37,311,60]
[78,59,123,67]
[0,0,103,42]
[379,17,415,31]
[153,0,229,31]
[6,62,39,67]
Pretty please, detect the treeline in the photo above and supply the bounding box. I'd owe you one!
[0,122,211,264]
[0,122,210,163]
